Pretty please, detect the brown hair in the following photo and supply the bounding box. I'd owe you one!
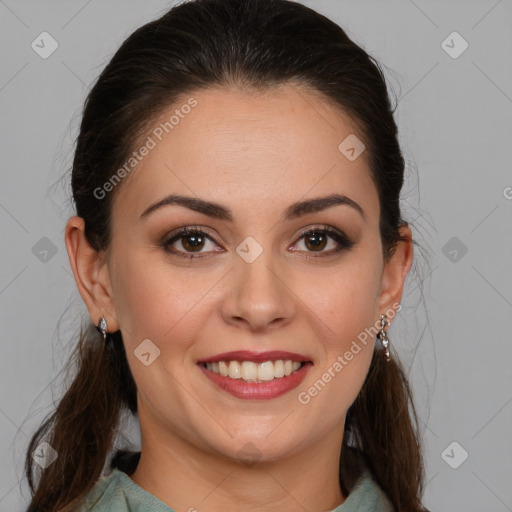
[25,0,431,510]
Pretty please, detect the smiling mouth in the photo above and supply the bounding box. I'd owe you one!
[199,359,310,383]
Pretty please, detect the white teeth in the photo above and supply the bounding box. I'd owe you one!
[218,361,229,377]
[258,361,275,381]
[274,360,285,378]
[203,359,305,382]
[241,361,258,380]
[228,361,242,379]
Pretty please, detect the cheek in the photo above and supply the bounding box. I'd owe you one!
[297,277,377,422]
[110,251,207,347]
[299,256,381,346]
[293,256,380,411]
[111,256,212,406]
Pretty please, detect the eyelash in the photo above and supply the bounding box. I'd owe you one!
[160,224,354,260]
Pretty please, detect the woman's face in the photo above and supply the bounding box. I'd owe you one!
[73,83,410,463]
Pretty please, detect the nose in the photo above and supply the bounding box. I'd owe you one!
[221,247,295,332]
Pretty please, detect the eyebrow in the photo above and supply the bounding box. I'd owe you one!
[140,193,366,222]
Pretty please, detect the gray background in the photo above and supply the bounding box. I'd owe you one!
[1,0,511,511]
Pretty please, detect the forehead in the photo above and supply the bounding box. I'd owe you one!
[111,83,378,223]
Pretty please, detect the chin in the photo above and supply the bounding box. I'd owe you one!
[206,432,306,466]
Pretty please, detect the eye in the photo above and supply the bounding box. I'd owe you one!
[161,226,221,259]
[291,225,354,258]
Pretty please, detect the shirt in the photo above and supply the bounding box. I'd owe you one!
[77,466,395,511]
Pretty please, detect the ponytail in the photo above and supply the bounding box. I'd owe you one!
[340,348,428,512]
[25,324,137,511]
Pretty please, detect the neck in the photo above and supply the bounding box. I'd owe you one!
[130,412,346,512]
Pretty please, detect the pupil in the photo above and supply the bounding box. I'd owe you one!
[184,234,204,251]
[306,232,326,251]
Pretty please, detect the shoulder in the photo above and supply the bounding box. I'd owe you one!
[75,468,176,512]
[332,467,395,512]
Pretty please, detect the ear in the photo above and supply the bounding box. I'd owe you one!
[376,224,413,317]
[64,216,120,332]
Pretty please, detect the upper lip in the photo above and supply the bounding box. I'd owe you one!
[197,350,312,364]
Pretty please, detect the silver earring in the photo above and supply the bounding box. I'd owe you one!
[376,314,391,361]
[97,316,108,341]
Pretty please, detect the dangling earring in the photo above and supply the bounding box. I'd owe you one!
[376,314,391,361]
[97,316,108,341]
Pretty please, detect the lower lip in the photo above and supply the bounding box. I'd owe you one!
[198,362,313,400]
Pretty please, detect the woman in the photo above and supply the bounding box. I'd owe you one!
[25,0,430,510]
